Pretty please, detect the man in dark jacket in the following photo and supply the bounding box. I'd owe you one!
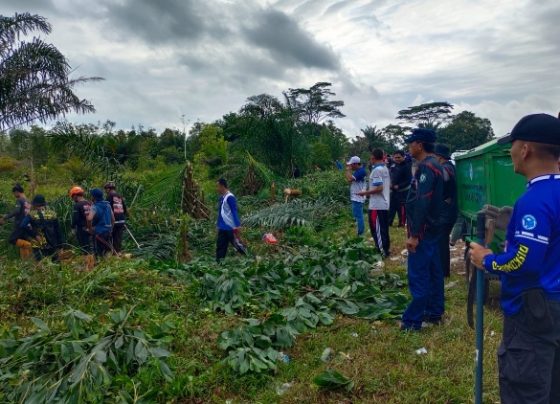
[388,150,412,227]
[0,183,32,259]
[70,186,94,269]
[434,144,458,278]
[21,195,63,261]
[401,129,445,331]
[104,181,127,253]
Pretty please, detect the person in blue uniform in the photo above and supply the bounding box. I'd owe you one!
[470,113,560,403]
[216,178,246,261]
[401,128,445,331]
[434,144,458,278]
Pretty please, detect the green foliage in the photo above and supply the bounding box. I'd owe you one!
[437,110,495,152]
[313,369,354,391]
[0,13,102,131]
[242,198,339,230]
[194,124,227,168]
[170,239,407,375]
[396,101,454,129]
[0,307,173,402]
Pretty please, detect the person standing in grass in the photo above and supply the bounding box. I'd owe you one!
[434,144,458,278]
[87,188,114,257]
[344,156,366,237]
[358,149,391,258]
[104,181,127,254]
[216,178,246,261]
[70,186,95,269]
[0,183,32,260]
[470,113,560,403]
[388,150,412,227]
[401,128,445,331]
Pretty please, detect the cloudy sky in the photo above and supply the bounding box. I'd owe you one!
[2,0,559,137]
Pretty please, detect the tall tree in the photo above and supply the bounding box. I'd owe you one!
[283,82,345,127]
[381,124,407,152]
[0,13,102,131]
[437,111,494,152]
[396,101,454,129]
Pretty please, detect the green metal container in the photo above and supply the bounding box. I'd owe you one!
[455,139,526,249]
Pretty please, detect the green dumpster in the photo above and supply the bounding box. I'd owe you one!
[455,138,526,250]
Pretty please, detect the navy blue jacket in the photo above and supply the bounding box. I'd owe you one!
[440,160,458,226]
[406,156,444,239]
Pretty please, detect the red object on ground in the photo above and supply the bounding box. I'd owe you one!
[262,233,278,245]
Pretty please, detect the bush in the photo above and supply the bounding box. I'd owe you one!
[0,156,17,173]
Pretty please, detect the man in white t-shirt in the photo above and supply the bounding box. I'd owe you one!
[358,149,391,257]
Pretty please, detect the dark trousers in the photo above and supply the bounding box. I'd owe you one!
[94,232,113,257]
[439,223,455,278]
[368,209,390,257]
[216,229,246,261]
[389,191,406,227]
[76,228,92,254]
[402,235,444,330]
[499,300,560,403]
[112,223,125,253]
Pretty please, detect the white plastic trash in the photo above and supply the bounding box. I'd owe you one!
[415,347,428,355]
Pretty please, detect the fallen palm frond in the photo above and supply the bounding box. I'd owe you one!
[242,198,340,229]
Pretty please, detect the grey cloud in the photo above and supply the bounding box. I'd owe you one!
[102,0,215,45]
[0,0,55,14]
[243,9,340,70]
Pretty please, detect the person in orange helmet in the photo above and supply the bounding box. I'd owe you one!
[69,186,94,269]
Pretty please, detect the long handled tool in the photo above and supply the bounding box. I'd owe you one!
[473,210,497,404]
[124,225,141,249]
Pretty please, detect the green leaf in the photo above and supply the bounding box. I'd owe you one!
[313,369,354,391]
[149,347,171,358]
[336,300,359,315]
[30,317,50,332]
[134,341,149,364]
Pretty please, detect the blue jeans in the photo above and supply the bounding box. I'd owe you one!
[351,201,365,236]
[402,235,444,330]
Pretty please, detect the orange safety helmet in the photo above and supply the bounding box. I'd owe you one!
[69,186,85,198]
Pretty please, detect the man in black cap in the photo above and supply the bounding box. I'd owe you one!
[470,113,560,403]
[401,128,445,331]
[434,144,458,278]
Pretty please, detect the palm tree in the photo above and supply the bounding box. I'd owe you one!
[0,12,102,131]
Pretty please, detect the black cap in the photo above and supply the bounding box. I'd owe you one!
[405,128,437,144]
[12,183,24,193]
[32,194,46,206]
[498,113,560,145]
[434,144,451,160]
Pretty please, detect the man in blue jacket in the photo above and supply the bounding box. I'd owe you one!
[216,178,246,261]
[87,188,115,257]
[401,128,445,331]
[470,113,560,403]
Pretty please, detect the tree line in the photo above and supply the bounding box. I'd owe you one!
[0,12,495,184]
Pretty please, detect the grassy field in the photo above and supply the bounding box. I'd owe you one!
[0,220,504,403]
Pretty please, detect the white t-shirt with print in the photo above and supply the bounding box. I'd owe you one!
[368,164,391,210]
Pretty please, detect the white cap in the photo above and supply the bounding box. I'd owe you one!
[346,156,361,165]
